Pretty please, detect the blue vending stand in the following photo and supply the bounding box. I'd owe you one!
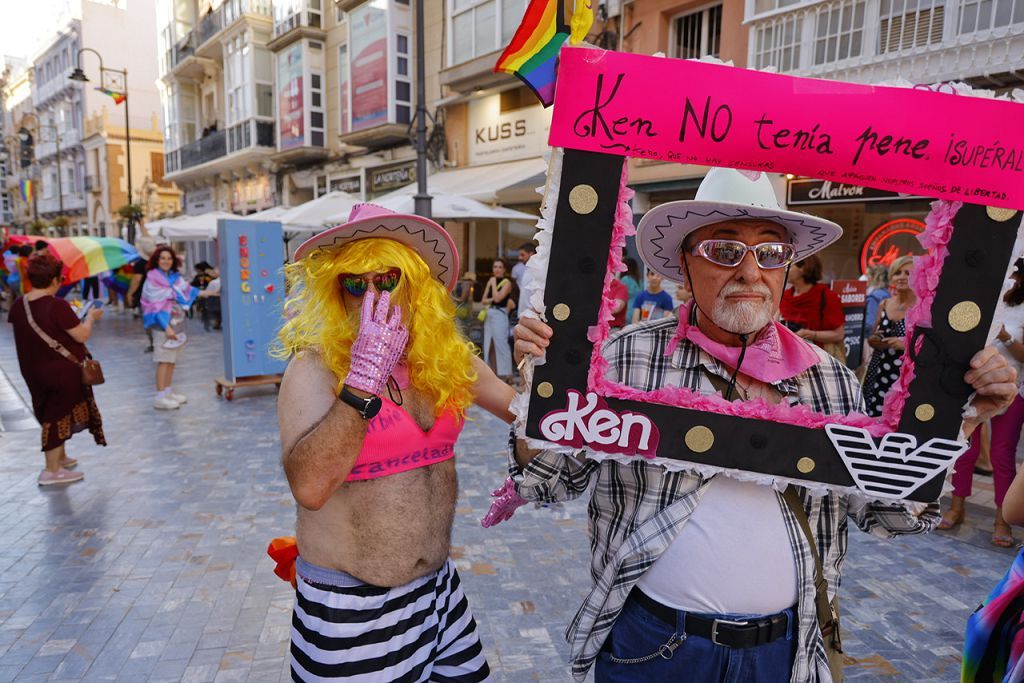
[215,219,288,400]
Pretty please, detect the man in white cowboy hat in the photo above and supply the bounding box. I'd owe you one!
[510,168,1016,682]
[275,203,514,681]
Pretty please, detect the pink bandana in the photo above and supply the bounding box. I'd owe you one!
[665,302,821,384]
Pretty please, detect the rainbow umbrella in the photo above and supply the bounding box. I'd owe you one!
[5,235,139,285]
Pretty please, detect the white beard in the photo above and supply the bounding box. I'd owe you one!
[709,283,774,334]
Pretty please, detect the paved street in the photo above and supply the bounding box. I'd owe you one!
[0,311,1019,682]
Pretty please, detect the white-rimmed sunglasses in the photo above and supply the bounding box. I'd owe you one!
[690,239,796,270]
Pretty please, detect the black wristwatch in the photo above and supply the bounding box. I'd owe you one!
[339,386,382,420]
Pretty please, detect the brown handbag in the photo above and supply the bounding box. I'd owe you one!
[22,298,106,386]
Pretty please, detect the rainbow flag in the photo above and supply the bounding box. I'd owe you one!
[963,548,1024,682]
[6,234,139,285]
[102,264,135,294]
[19,179,32,203]
[94,86,126,105]
[494,0,570,107]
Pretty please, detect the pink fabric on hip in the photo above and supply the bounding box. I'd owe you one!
[345,398,463,482]
[665,301,821,384]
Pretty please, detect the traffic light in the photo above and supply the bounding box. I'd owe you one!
[17,128,33,170]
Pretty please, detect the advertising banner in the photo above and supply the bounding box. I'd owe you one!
[278,43,304,150]
[831,279,868,370]
[350,2,388,132]
[548,47,1024,210]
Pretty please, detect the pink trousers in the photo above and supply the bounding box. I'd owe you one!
[951,394,1024,506]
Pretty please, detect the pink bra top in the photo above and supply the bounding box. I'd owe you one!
[345,398,463,482]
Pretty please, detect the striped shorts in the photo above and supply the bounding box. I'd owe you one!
[291,557,491,682]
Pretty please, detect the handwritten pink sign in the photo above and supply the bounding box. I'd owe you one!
[549,48,1024,210]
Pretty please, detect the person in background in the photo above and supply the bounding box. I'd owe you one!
[198,267,222,332]
[33,240,49,254]
[861,255,915,417]
[863,265,891,347]
[939,257,1024,547]
[609,277,629,329]
[141,245,198,410]
[127,237,157,351]
[780,254,846,362]
[191,261,213,290]
[511,242,536,289]
[481,258,514,379]
[631,270,674,323]
[8,252,106,486]
[16,245,34,295]
[81,275,100,301]
[620,257,642,324]
[452,271,476,331]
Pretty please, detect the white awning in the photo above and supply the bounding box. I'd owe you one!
[248,206,292,221]
[153,211,242,241]
[376,158,548,203]
[325,192,537,223]
[278,191,361,234]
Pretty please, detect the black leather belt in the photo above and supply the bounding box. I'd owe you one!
[630,589,791,649]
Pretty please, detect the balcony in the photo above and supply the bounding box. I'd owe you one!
[268,8,325,51]
[197,6,224,47]
[746,0,1024,86]
[227,119,276,153]
[224,0,272,24]
[179,129,228,170]
[196,0,273,57]
[38,194,87,215]
[165,119,274,180]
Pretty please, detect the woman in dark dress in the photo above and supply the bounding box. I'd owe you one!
[8,252,106,486]
[862,255,915,417]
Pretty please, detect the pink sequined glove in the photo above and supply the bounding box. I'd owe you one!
[480,478,528,528]
[344,290,408,396]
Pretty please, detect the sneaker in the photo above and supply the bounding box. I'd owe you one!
[154,395,181,410]
[38,468,84,486]
[168,392,187,405]
[61,456,79,469]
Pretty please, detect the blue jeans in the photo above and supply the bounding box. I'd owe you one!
[595,596,797,683]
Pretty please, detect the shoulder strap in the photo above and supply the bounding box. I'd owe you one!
[22,298,81,366]
[782,485,839,639]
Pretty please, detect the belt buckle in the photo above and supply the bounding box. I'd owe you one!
[710,618,749,647]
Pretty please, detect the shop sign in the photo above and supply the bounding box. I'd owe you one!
[185,186,213,215]
[369,162,415,193]
[831,279,867,369]
[231,176,273,213]
[468,95,552,164]
[859,218,926,274]
[330,175,362,196]
[787,179,921,205]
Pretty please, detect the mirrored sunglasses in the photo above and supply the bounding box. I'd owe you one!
[691,239,796,270]
[338,268,402,297]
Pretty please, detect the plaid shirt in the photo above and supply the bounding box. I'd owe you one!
[511,317,939,682]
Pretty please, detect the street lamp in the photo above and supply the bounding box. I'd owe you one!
[70,48,134,242]
[413,0,432,220]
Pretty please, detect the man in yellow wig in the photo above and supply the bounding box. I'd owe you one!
[276,204,513,681]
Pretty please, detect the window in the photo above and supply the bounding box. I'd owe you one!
[255,47,274,119]
[670,5,722,60]
[814,1,865,64]
[753,0,803,14]
[879,0,944,52]
[395,32,412,125]
[310,65,325,147]
[958,0,1023,33]
[316,174,327,197]
[225,34,252,127]
[338,44,349,134]
[336,6,346,23]
[450,0,525,65]
[754,15,803,70]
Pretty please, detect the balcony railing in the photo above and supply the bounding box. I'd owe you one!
[273,8,323,38]
[747,0,1024,82]
[197,6,224,46]
[227,119,276,153]
[225,0,272,24]
[179,129,227,170]
[169,32,197,69]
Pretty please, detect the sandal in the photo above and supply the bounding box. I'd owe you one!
[937,509,965,530]
[993,524,1016,548]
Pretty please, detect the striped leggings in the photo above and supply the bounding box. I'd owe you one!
[291,557,491,682]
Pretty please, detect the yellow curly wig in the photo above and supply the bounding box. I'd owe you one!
[275,238,477,417]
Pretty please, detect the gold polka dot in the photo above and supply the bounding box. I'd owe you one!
[536,382,554,398]
[915,403,935,422]
[552,303,571,321]
[796,457,816,474]
[948,301,982,332]
[987,207,1019,223]
[568,184,599,215]
[684,426,714,453]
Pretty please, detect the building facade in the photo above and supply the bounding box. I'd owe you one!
[1,0,176,237]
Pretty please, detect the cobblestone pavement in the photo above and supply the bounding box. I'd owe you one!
[0,311,1019,682]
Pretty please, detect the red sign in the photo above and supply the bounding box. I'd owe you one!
[832,279,867,308]
[859,218,926,274]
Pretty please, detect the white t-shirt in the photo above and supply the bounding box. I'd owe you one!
[635,475,799,615]
[205,277,221,296]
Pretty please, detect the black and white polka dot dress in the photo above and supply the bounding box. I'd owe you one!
[862,308,906,417]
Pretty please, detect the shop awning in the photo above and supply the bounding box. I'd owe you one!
[153,211,243,241]
[327,192,537,223]
[376,158,548,204]
[279,191,361,234]
[248,206,292,221]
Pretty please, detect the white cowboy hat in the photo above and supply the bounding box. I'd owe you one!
[636,168,843,283]
[293,203,459,291]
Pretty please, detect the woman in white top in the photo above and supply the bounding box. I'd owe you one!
[940,257,1024,547]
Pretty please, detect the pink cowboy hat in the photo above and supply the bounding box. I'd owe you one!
[293,203,459,291]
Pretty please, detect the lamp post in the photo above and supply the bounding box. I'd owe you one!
[412,0,432,220]
[70,48,133,242]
